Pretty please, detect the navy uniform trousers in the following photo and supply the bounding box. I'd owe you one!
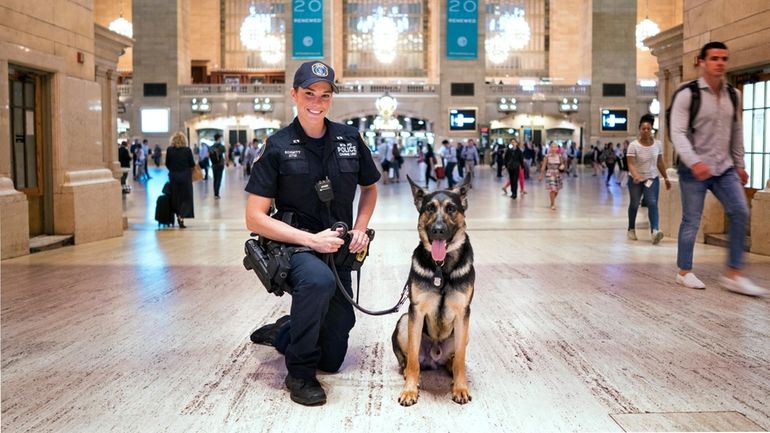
[274,251,355,380]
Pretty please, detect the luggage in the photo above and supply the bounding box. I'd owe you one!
[435,166,446,179]
[155,194,175,227]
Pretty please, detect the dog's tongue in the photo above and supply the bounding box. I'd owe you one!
[431,240,447,262]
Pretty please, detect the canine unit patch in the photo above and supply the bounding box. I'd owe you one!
[336,142,358,158]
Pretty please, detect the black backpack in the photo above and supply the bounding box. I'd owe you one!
[665,79,737,141]
[209,144,222,165]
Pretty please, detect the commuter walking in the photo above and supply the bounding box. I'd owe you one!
[670,41,767,296]
[165,132,195,228]
[209,134,227,198]
[538,142,566,210]
[627,114,670,244]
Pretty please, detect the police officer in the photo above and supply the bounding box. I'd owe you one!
[245,61,380,406]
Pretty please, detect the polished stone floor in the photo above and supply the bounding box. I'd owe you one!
[2,160,769,432]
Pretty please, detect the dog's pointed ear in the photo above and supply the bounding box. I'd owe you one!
[406,175,426,211]
[451,173,472,210]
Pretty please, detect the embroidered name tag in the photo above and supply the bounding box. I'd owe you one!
[283,149,303,159]
[336,142,358,158]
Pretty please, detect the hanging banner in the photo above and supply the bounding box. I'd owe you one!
[446,0,478,59]
[292,0,324,58]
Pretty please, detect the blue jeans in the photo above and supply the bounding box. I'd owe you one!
[274,252,355,379]
[677,167,748,270]
[627,177,659,231]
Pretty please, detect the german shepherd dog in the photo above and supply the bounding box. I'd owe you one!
[392,174,474,406]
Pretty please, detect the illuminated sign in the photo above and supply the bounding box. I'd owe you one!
[140,108,170,133]
[449,108,477,131]
[600,108,628,132]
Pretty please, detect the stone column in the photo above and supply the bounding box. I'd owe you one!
[131,0,191,145]
[95,24,132,179]
[646,24,683,167]
[436,1,487,147]
[589,0,638,143]
[647,25,684,238]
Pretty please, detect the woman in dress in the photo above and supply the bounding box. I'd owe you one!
[538,142,566,210]
[165,132,196,228]
[626,114,671,244]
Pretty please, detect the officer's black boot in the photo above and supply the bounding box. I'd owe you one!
[249,315,290,346]
[285,374,327,406]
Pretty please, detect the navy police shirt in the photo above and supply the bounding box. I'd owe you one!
[245,117,380,232]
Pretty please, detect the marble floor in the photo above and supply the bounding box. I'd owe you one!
[2,161,769,432]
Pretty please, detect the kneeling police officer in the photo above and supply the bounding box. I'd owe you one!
[245,61,380,406]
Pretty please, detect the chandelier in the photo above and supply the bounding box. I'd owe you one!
[108,15,133,38]
[240,3,284,64]
[635,17,660,51]
[485,8,530,65]
[356,6,409,64]
[373,93,402,130]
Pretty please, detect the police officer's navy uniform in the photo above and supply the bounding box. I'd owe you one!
[246,117,380,380]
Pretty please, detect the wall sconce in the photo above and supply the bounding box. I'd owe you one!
[191,97,211,112]
[498,97,517,113]
[559,97,579,113]
[254,97,273,113]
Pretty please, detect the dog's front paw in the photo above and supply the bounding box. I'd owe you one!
[398,388,419,406]
[451,387,472,404]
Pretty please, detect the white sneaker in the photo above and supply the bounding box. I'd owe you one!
[652,230,664,245]
[719,276,770,297]
[676,272,706,289]
[627,230,637,241]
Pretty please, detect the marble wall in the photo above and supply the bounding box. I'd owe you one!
[549,0,592,86]
[682,0,770,80]
[0,0,127,259]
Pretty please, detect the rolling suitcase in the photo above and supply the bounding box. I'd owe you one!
[155,194,174,227]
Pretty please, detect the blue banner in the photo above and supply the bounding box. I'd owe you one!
[292,0,324,58]
[446,0,478,59]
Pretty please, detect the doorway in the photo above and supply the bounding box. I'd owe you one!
[9,65,52,236]
[228,129,247,147]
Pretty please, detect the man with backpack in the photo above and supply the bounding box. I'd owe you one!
[670,41,767,297]
[209,134,227,199]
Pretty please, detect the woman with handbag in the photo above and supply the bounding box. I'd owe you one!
[538,142,566,210]
[165,132,196,228]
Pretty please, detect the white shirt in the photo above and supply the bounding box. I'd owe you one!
[627,139,662,179]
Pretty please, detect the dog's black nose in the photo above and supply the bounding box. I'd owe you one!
[430,222,447,238]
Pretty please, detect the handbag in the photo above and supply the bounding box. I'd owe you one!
[192,164,204,182]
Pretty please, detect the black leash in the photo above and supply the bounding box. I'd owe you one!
[314,166,408,315]
[325,253,410,316]
[324,221,408,316]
